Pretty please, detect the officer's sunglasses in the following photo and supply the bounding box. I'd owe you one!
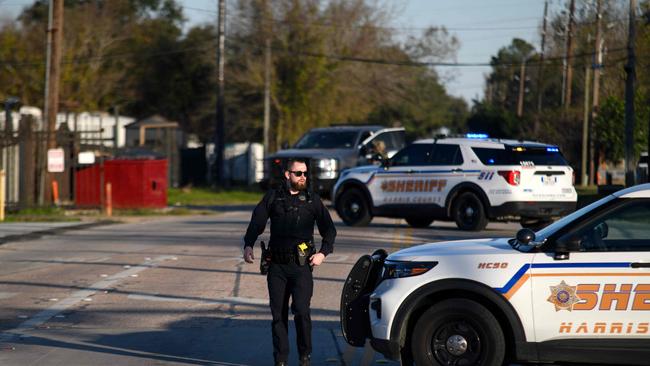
[289,170,308,177]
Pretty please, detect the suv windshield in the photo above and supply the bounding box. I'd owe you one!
[294,131,359,149]
[472,146,569,166]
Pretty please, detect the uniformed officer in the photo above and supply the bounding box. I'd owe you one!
[243,158,336,366]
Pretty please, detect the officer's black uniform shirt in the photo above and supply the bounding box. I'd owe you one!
[243,189,336,256]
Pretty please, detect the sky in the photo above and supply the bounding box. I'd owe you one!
[1,0,556,104]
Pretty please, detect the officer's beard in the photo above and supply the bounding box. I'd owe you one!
[289,179,307,191]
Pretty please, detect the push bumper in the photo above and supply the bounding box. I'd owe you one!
[370,338,401,360]
[340,250,387,348]
[489,201,576,219]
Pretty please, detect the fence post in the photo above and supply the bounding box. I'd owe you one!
[0,170,5,221]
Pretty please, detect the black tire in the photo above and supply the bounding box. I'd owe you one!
[336,188,372,227]
[411,299,505,366]
[451,192,488,231]
[405,216,434,228]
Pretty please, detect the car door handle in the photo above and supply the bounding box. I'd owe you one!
[407,169,415,174]
[631,263,650,268]
[451,168,463,173]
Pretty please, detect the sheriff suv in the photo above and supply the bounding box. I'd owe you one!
[333,135,578,231]
[340,183,650,365]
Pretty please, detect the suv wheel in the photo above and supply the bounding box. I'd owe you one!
[336,188,372,227]
[452,192,488,231]
[412,299,505,366]
[405,216,434,228]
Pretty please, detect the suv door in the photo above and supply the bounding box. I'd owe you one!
[368,143,434,207]
[530,199,650,360]
[429,143,464,205]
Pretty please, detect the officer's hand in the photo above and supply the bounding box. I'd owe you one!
[243,246,254,263]
[310,252,325,266]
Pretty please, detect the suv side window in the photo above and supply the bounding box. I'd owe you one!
[367,130,405,151]
[387,131,406,150]
[572,200,650,252]
[368,132,393,150]
[390,144,433,166]
[431,144,463,165]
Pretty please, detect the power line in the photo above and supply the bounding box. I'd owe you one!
[0,34,629,70]
[183,5,541,32]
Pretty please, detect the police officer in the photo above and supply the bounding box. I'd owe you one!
[243,158,336,366]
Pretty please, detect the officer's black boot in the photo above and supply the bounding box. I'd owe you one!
[299,354,310,366]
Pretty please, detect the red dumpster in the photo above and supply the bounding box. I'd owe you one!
[75,159,167,209]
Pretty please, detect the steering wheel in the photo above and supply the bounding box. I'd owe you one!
[590,225,608,251]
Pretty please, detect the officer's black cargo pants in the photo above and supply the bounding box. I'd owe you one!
[267,261,313,363]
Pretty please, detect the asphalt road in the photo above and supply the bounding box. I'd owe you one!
[0,211,520,366]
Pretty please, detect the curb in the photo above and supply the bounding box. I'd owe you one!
[0,220,117,245]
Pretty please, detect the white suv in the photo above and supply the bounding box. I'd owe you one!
[333,135,578,231]
[341,184,650,365]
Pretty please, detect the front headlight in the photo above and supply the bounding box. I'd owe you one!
[382,260,438,279]
[317,158,338,179]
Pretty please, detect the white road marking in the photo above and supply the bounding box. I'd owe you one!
[323,254,349,263]
[0,255,174,342]
[127,294,268,306]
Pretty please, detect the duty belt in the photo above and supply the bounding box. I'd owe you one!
[270,247,295,264]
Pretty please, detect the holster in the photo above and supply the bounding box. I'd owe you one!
[259,241,271,275]
[296,242,316,267]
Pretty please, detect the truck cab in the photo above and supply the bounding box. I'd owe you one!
[262,125,405,198]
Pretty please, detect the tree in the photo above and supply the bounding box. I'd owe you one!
[226,0,466,147]
[594,95,649,162]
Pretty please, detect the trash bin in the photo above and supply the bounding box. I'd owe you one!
[75,159,167,209]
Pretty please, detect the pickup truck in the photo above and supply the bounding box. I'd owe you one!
[262,125,405,198]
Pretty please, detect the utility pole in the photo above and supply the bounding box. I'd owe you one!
[517,59,527,118]
[581,63,591,186]
[263,38,271,157]
[535,0,548,135]
[42,0,64,204]
[564,0,576,109]
[590,0,603,185]
[263,0,271,158]
[624,0,637,187]
[214,0,226,185]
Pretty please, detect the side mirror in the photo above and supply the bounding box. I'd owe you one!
[554,236,581,260]
[516,228,536,245]
[359,145,368,156]
[281,141,289,150]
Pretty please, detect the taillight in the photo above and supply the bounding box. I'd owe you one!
[498,170,520,186]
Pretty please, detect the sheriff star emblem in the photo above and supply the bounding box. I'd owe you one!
[547,280,581,311]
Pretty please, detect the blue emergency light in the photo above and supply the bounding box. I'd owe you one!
[466,133,489,139]
[547,147,559,152]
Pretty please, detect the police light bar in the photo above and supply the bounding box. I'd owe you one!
[466,133,489,139]
[547,147,559,152]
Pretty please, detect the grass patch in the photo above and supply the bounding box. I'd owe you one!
[3,207,81,223]
[575,185,598,196]
[168,187,263,206]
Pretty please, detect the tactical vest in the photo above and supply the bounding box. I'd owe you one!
[267,188,317,262]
